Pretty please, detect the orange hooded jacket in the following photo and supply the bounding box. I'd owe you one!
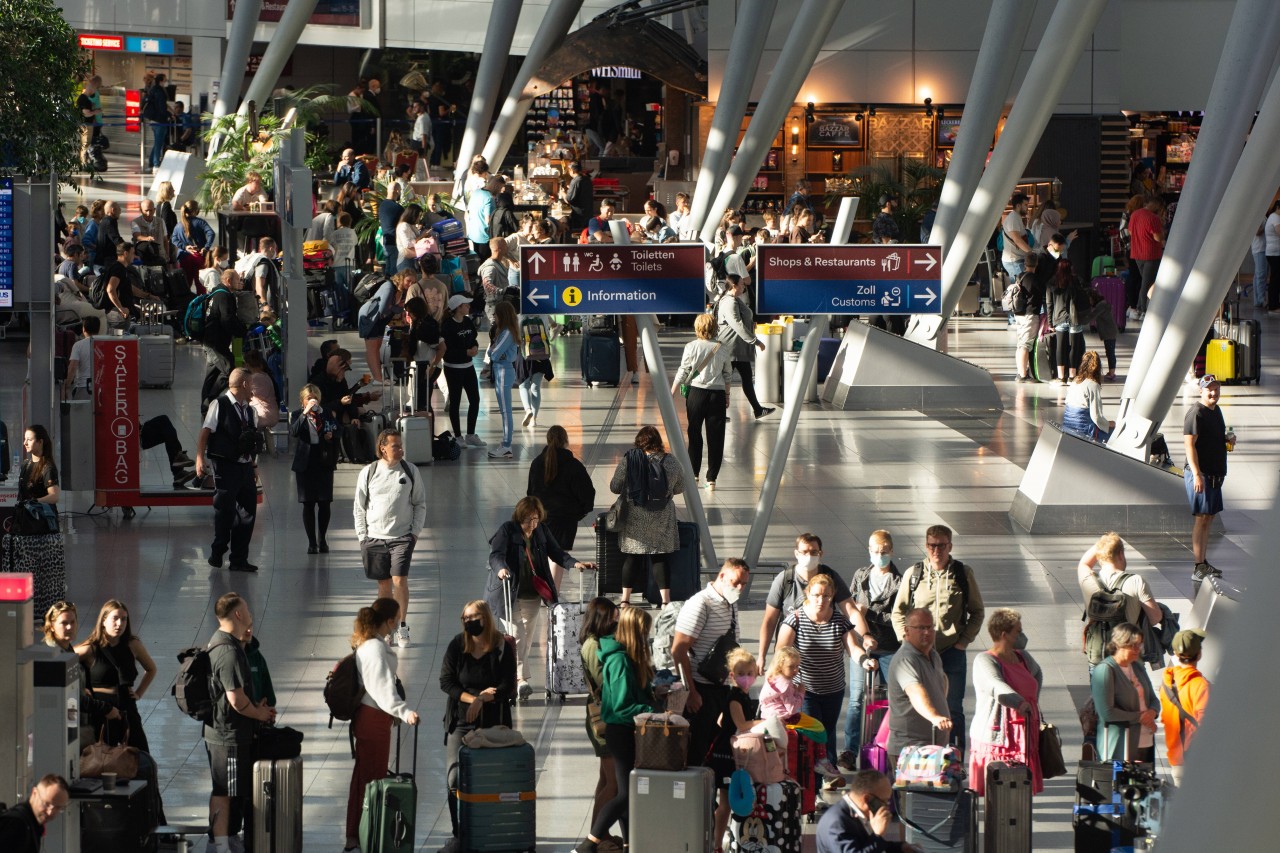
[1159,663,1209,766]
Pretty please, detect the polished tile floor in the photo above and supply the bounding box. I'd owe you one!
[17,165,1271,852]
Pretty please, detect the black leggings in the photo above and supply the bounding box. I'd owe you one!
[415,363,441,413]
[685,386,727,481]
[302,501,331,547]
[591,724,636,841]
[1055,330,1084,376]
[622,554,667,593]
[444,364,480,435]
[731,360,764,416]
[1267,255,1280,310]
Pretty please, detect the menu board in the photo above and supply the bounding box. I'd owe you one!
[0,178,12,308]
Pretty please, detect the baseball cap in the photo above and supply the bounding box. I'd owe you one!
[447,294,471,310]
[1197,374,1219,389]
[1172,628,1205,658]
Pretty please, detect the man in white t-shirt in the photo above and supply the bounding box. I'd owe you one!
[1077,532,1162,643]
[1000,193,1032,282]
[65,316,99,400]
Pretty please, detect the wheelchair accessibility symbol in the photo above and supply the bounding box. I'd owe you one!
[563,286,583,307]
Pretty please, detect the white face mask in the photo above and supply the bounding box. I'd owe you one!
[869,552,892,569]
[795,553,819,571]
[721,585,741,605]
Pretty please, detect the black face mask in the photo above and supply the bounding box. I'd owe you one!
[463,620,484,637]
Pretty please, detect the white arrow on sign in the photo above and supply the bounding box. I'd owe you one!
[913,287,938,306]
[527,287,549,305]
[528,252,546,275]
[913,252,938,272]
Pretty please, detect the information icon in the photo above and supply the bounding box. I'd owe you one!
[563,286,583,307]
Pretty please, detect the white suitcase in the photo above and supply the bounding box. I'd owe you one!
[138,334,175,388]
[398,414,433,466]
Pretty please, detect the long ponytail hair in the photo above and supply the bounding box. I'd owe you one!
[541,425,569,484]
[180,200,200,238]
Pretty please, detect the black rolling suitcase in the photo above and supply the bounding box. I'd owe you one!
[645,520,700,604]
[81,787,159,853]
[897,787,978,853]
[593,513,626,595]
[581,331,621,387]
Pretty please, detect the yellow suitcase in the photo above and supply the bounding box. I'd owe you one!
[1206,339,1237,381]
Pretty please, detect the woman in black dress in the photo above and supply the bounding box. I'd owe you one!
[291,383,339,553]
[74,599,158,753]
[526,425,596,590]
[19,424,61,510]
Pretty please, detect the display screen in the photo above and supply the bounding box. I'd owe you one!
[0,178,12,309]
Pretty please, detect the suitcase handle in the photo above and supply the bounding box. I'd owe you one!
[394,717,420,779]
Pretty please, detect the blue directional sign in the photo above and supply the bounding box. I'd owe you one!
[757,244,944,315]
[0,178,12,309]
[519,245,706,315]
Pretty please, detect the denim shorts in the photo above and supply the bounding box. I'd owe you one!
[1184,468,1224,516]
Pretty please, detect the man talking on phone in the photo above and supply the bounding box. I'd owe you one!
[817,769,923,853]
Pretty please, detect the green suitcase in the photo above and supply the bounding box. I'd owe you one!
[359,725,418,853]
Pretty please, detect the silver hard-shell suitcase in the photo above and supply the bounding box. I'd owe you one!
[138,334,175,388]
[629,767,715,853]
[253,756,303,853]
[984,761,1032,853]
[546,568,596,700]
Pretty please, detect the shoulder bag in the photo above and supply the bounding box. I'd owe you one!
[680,342,721,398]
[604,493,628,532]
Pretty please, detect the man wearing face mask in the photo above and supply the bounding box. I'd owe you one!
[890,525,984,749]
[840,530,904,771]
[759,532,868,663]
[672,558,751,770]
[815,769,923,853]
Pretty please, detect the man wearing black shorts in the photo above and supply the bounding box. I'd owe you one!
[205,593,275,853]
[1184,375,1234,587]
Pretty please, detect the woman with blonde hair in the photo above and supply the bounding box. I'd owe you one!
[44,602,121,739]
[290,383,339,553]
[440,599,516,850]
[671,312,733,489]
[1062,351,1114,441]
[574,606,657,853]
[344,598,420,852]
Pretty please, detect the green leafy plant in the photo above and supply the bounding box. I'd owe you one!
[836,159,946,241]
[0,0,91,177]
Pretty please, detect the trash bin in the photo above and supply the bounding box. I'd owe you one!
[785,317,810,351]
[783,351,818,403]
[754,322,785,403]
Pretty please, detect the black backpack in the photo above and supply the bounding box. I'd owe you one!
[89,275,111,311]
[172,635,236,724]
[641,454,670,510]
[323,653,365,724]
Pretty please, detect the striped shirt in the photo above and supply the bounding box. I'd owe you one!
[783,608,853,695]
[675,584,738,685]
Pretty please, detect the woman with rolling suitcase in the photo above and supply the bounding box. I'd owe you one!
[527,425,596,590]
[968,608,1045,796]
[608,426,684,607]
[343,598,420,853]
[439,599,517,853]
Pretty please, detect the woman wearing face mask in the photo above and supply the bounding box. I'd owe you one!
[840,530,903,771]
[968,607,1044,796]
[439,600,516,851]
[579,598,621,830]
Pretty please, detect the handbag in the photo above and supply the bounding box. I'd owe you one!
[524,542,555,604]
[731,732,785,784]
[80,726,140,781]
[604,495,628,532]
[634,711,689,771]
[255,724,304,761]
[892,744,965,791]
[587,700,607,738]
[680,342,721,398]
[1038,720,1067,779]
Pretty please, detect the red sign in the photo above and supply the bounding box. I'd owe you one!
[124,89,141,133]
[93,338,140,498]
[78,34,124,51]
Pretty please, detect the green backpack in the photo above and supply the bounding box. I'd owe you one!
[1082,572,1131,665]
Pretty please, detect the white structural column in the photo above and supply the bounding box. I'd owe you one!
[932,0,1108,327]
[608,221,719,572]
[213,0,262,120]
[1159,491,1280,853]
[685,0,777,239]
[478,0,586,175]
[453,0,525,192]
[238,0,320,114]
[697,0,844,246]
[906,0,1034,347]
[1129,65,1280,430]
[1111,0,1280,456]
[742,197,855,568]
[283,129,310,405]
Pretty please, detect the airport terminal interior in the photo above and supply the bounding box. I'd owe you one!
[3,1,1279,851]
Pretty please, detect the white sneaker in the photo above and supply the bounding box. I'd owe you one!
[466,433,486,447]
[522,411,534,427]
[488,445,513,458]
[395,626,411,649]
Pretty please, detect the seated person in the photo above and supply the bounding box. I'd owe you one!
[139,415,197,488]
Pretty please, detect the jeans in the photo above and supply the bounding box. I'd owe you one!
[149,122,168,168]
[801,689,845,786]
[492,362,514,447]
[939,645,968,749]
[519,372,545,420]
[1138,259,1160,311]
[1102,338,1117,373]
[1252,251,1269,307]
[1002,258,1025,285]
[843,650,894,757]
